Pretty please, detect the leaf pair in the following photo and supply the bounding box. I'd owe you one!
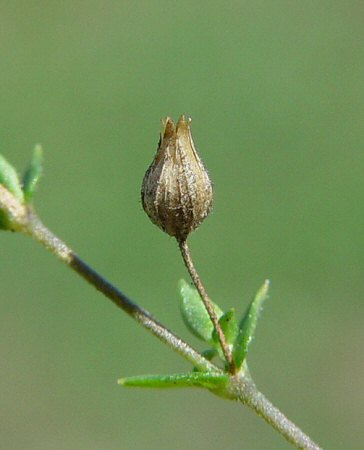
[0,145,43,204]
[179,278,270,370]
[0,146,43,229]
[119,280,269,391]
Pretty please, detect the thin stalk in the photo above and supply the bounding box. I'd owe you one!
[23,210,219,374]
[177,238,235,374]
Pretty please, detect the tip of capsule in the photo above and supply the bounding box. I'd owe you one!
[161,115,192,139]
[176,115,192,130]
[161,116,176,139]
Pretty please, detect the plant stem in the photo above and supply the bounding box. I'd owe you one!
[23,210,219,374]
[229,374,322,450]
[177,238,235,374]
[0,196,321,448]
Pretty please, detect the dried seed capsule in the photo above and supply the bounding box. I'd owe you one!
[141,115,213,241]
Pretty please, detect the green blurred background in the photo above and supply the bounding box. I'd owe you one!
[1,1,363,449]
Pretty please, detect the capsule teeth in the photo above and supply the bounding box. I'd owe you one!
[176,114,187,127]
[162,117,175,139]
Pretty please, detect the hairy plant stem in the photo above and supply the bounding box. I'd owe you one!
[23,210,218,373]
[177,238,235,373]
[0,197,322,449]
[230,374,322,450]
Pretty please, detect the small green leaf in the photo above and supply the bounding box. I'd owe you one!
[201,348,219,361]
[212,309,239,347]
[118,371,228,389]
[22,144,43,203]
[192,349,220,372]
[233,280,270,369]
[0,154,24,202]
[178,279,224,343]
[0,209,10,230]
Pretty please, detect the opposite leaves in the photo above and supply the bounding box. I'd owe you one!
[179,278,270,371]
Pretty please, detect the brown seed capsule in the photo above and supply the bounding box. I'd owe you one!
[141,115,213,241]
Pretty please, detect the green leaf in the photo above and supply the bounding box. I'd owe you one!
[233,280,270,369]
[0,209,10,230]
[22,144,43,203]
[178,279,224,343]
[118,371,228,389]
[0,154,24,202]
[212,309,239,347]
[200,348,219,361]
[192,349,220,372]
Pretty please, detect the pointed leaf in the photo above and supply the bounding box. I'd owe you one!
[118,371,228,389]
[22,144,43,203]
[0,154,24,202]
[178,279,223,343]
[212,309,239,347]
[233,280,270,369]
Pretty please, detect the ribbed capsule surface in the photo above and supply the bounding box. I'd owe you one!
[141,115,213,241]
